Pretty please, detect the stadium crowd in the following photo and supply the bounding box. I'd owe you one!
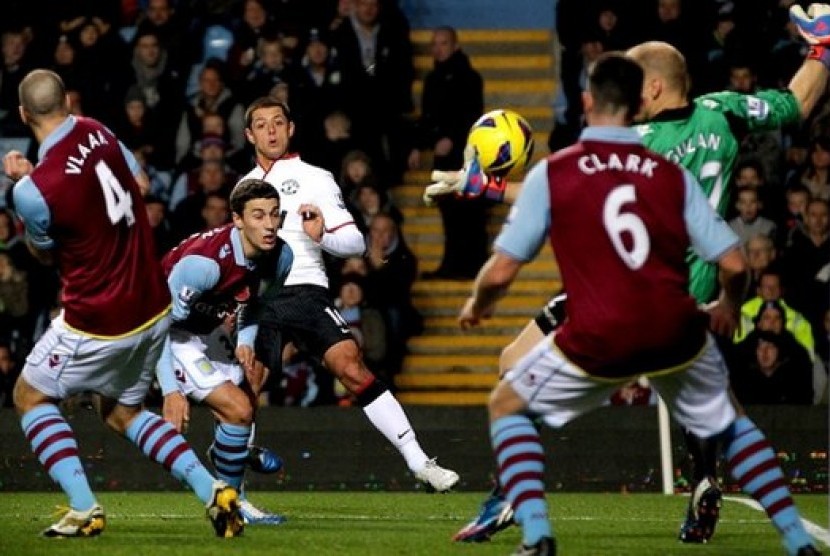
[0,0,828,408]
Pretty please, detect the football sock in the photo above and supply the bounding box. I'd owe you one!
[491,414,551,545]
[125,410,215,504]
[21,404,96,511]
[723,416,812,554]
[683,427,720,482]
[209,422,251,490]
[361,386,429,472]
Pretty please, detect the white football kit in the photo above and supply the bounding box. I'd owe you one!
[239,155,364,287]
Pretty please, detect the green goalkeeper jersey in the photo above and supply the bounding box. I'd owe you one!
[633,89,801,303]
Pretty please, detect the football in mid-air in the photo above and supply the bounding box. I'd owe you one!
[466,108,534,177]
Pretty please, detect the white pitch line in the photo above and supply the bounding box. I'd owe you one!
[724,495,830,548]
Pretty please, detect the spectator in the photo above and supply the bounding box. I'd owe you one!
[781,198,830,339]
[291,29,347,163]
[65,15,130,123]
[227,0,278,84]
[144,194,176,259]
[49,34,82,90]
[132,148,172,203]
[735,266,816,358]
[271,342,321,407]
[792,136,830,202]
[334,272,389,383]
[0,208,58,348]
[410,26,488,281]
[134,0,194,75]
[408,26,483,175]
[112,86,168,170]
[305,110,358,178]
[744,233,778,297]
[0,250,28,344]
[0,342,17,407]
[349,182,403,235]
[729,329,814,405]
[171,159,233,239]
[175,59,246,167]
[729,186,777,246]
[331,0,414,185]
[340,149,379,197]
[0,28,35,136]
[124,27,184,165]
[363,212,422,378]
[239,35,295,106]
[201,191,231,230]
[777,183,811,248]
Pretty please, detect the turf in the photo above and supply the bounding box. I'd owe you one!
[0,492,826,556]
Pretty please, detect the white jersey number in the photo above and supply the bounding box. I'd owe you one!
[95,161,136,226]
[603,185,650,270]
[699,160,724,211]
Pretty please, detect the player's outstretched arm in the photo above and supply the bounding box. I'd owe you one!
[788,3,830,118]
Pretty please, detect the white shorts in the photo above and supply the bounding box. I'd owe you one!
[169,328,243,402]
[22,312,169,406]
[505,332,737,438]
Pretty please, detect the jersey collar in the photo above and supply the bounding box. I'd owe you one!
[646,104,694,123]
[38,115,77,161]
[229,227,253,268]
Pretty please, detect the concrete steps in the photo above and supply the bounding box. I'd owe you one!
[394,28,558,404]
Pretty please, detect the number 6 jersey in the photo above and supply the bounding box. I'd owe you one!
[12,115,170,337]
[494,126,740,379]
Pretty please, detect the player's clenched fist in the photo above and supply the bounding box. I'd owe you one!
[3,150,34,181]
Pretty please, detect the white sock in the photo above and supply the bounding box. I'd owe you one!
[362,390,430,472]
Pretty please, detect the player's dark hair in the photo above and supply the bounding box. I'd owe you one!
[588,52,644,121]
[230,178,280,215]
[244,96,292,128]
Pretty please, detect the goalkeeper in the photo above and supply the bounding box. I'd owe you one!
[434,4,830,545]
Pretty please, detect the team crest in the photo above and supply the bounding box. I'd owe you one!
[280,179,300,195]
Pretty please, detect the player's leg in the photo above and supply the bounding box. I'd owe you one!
[13,319,105,537]
[490,332,619,555]
[676,334,743,543]
[456,295,565,542]
[265,285,459,491]
[174,334,285,525]
[14,379,105,537]
[105,320,243,537]
[650,335,819,555]
[323,337,459,491]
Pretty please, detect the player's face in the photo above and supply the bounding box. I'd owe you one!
[235,197,281,255]
[246,106,294,162]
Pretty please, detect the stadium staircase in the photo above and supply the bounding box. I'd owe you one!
[391,29,562,405]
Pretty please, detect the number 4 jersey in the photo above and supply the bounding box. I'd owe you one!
[12,115,170,336]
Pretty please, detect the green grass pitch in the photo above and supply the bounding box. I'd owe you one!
[0,492,826,555]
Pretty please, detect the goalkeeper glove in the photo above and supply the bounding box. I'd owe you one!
[423,145,508,205]
[790,3,830,68]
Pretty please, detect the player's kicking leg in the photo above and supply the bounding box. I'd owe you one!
[324,338,460,492]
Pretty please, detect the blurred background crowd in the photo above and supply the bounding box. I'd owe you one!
[0,0,827,409]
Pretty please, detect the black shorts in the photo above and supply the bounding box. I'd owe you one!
[257,285,354,369]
